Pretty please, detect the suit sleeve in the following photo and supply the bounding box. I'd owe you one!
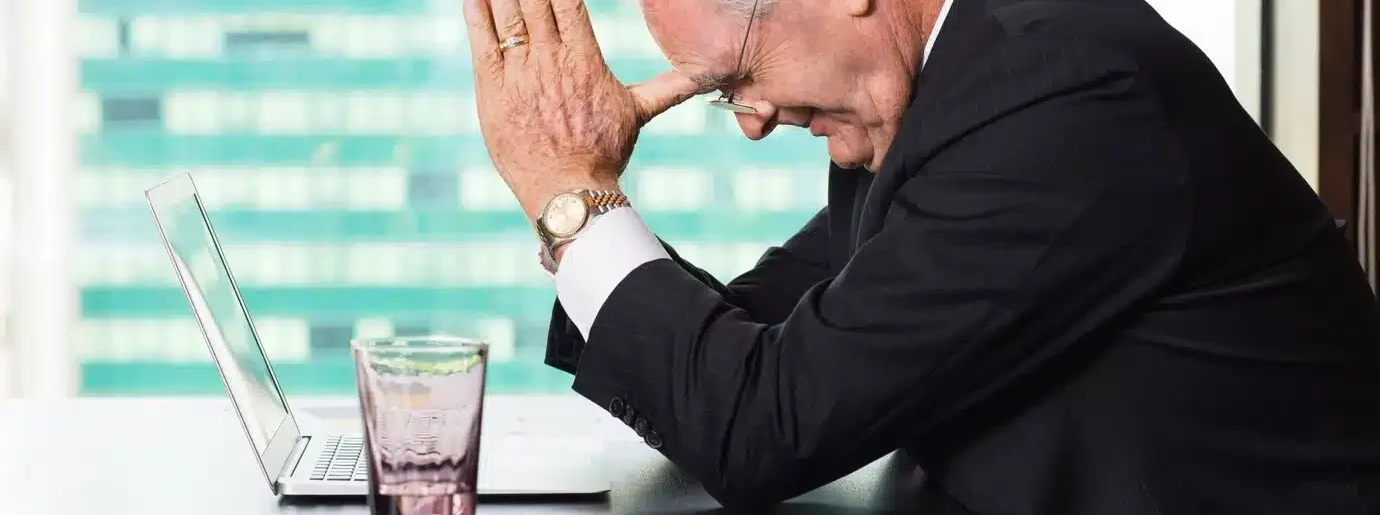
[545,207,834,374]
[567,37,1190,506]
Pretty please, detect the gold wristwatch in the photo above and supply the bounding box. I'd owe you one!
[536,189,632,274]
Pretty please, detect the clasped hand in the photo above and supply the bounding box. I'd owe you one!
[462,0,699,220]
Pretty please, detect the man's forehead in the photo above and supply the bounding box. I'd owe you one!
[642,0,745,85]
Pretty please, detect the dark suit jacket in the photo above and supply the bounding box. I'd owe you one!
[545,0,1380,512]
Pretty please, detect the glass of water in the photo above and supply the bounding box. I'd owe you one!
[352,336,489,515]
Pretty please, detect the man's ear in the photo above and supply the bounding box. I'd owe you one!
[842,0,872,17]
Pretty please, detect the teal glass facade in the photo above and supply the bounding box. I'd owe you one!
[74,0,826,395]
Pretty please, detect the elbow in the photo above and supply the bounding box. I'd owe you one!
[696,455,819,508]
[701,476,801,509]
[686,411,843,507]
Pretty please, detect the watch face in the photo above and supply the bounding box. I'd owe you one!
[543,193,589,237]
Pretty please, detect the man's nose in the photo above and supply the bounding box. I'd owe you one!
[734,102,779,140]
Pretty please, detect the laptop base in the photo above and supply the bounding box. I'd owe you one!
[277,431,611,497]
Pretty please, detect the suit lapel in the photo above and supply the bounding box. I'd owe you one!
[827,164,863,271]
[850,0,1004,246]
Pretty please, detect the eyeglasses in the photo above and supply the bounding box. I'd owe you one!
[707,0,762,114]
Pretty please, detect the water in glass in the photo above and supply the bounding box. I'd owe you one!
[352,336,488,515]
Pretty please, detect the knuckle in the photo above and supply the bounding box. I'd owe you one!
[482,58,504,76]
[553,1,586,19]
[499,17,525,33]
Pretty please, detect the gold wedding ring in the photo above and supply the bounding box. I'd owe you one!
[499,34,528,51]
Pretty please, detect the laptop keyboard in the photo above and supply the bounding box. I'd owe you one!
[309,435,368,482]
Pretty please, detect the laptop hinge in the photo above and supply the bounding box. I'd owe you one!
[279,435,312,482]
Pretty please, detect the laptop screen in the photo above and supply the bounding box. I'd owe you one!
[148,176,291,455]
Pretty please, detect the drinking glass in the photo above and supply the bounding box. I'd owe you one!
[352,336,489,515]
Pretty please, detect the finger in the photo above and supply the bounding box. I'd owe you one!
[518,0,561,46]
[550,0,598,46]
[489,0,529,49]
[463,0,503,69]
[630,69,701,123]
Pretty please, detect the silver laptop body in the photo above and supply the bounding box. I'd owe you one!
[145,173,610,497]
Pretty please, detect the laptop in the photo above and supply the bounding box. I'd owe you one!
[144,172,611,497]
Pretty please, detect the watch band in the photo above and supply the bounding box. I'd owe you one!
[537,189,632,276]
[546,189,630,247]
[583,189,631,216]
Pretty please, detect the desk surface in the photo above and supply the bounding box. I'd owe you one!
[0,397,928,515]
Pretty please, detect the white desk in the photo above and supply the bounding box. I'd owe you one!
[0,397,934,514]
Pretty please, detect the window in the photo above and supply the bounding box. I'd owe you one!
[2,0,1261,397]
[73,0,826,396]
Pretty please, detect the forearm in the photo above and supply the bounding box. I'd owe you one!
[553,207,671,337]
[545,205,831,372]
[554,171,1185,507]
[570,260,908,506]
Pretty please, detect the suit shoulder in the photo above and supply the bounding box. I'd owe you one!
[901,2,1193,188]
[989,0,1174,39]
[986,0,1222,82]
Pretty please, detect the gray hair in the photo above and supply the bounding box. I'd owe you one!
[717,0,778,19]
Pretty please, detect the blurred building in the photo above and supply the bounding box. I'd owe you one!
[69,0,826,395]
[0,0,1288,397]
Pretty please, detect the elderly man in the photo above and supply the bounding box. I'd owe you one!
[462,0,1380,512]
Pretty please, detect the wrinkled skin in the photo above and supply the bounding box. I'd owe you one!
[462,0,697,220]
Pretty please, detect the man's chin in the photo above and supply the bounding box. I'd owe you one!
[827,151,867,170]
[832,160,885,174]
[826,140,871,170]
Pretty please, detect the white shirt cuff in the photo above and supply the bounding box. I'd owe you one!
[553,207,670,339]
